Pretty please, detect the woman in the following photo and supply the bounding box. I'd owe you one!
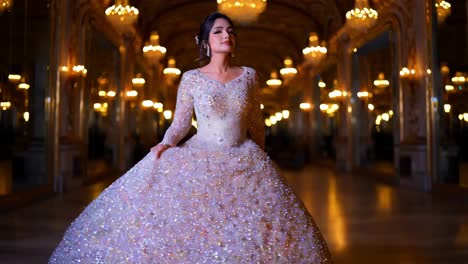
[50,13,332,263]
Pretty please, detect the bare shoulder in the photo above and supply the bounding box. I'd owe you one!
[239,66,257,80]
[182,69,198,78]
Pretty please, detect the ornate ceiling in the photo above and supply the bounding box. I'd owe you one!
[129,0,356,81]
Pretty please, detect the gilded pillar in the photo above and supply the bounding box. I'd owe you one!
[396,0,441,191]
[335,38,354,172]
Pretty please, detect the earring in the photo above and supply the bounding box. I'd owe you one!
[207,45,210,57]
[231,52,235,58]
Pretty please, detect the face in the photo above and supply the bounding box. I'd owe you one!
[208,18,236,55]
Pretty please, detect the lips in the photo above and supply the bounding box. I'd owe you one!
[222,41,232,45]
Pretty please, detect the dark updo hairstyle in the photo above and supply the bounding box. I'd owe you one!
[195,12,236,66]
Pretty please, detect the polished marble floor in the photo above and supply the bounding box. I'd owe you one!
[1,164,468,263]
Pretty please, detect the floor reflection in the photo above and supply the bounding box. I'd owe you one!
[0,164,467,263]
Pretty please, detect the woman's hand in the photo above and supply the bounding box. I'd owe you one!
[151,143,171,159]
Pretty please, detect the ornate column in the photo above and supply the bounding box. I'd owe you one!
[396,0,441,191]
[350,52,367,167]
[48,0,70,192]
[309,74,322,160]
[334,37,354,172]
[16,1,53,186]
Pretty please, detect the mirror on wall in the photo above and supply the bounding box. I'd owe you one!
[84,24,121,180]
[0,1,51,196]
[317,63,338,161]
[352,30,397,176]
[437,1,468,188]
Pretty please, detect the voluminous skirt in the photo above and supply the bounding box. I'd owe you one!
[50,138,332,263]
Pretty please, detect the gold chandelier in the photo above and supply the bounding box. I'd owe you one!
[346,0,378,31]
[217,0,267,24]
[373,72,389,88]
[163,58,181,76]
[143,31,167,65]
[266,71,282,88]
[163,57,181,85]
[280,57,297,83]
[302,32,327,66]
[105,0,139,31]
[435,0,451,23]
[0,0,12,13]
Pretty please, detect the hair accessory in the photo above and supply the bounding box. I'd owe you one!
[195,35,199,45]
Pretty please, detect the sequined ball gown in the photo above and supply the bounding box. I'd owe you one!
[50,67,332,263]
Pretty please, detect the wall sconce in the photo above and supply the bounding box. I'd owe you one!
[444,104,451,113]
[318,79,326,88]
[132,73,146,88]
[98,90,116,98]
[329,89,348,99]
[153,102,164,112]
[18,77,30,90]
[299,102,311,110]
[60,65,87,77]
[1,101,12,110]
[357,91,371,98]
[399,67,416,79]
[142,100,153,108]
[8,74,21,83]
[163,110,172,120]
[445,84,454,91]
[451,72,466,86]
[319,103,339,116]
[126,90,138,98]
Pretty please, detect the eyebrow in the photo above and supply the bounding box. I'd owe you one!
[212,26,233,30]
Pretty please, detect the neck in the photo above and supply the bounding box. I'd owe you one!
[206,53,230,72]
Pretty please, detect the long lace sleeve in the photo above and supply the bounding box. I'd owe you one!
[248,71,265,150]
[161,72,194,147]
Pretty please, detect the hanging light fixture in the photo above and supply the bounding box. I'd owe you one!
[8,74,21,83]
[18,77,30,90]
[132,73,146,88]
[163,57,181,77]
[373,72,389,88]
[318,79,326,88]
[302,32,327,66]
[280,57,297,82]
[0,0,13,13]
[451,72,466,86]
[266,71,282,88]
[435,0,451,23]
[217,0,267,24]
[105,0,139,32]
[400,67,416,80]
[346,0,378,31]
[1,101,12,110]
[126,90,138,98]
[143,31,167,65]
